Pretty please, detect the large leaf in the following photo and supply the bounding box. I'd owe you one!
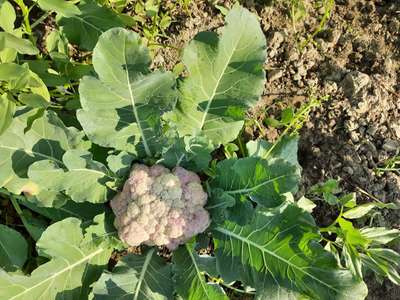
[209,157,300,215]
[169,6,266,146]
[58,0,124,50]
[0,109,73,194]
[0,224,28,271]
[28,149,114,203]
[0,108,113,205]
[77,27,176,157]
[213,204,368,299]
[173,244,228,300]
[92,248,173,299]
[0,218,113,299]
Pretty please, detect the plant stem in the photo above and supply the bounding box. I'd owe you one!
[13,0,32,35]
[9,194,30,231]
[31,11,52,29]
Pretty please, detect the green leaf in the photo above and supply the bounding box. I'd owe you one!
[0,63,50,103]
[360,227,400,245]
[0,224,28,271]
[169,6,266,146]
[0,0,15,32]
[58,0,124,50]
[19,196,104,221]
[28,149,115,203]
[343,201,398,219]
[37,0,81,17]
[107,151,135,178]
[0,218,113,299]
[213,204,368,299]
[160,135,212,172]
[361,248,400,285]
[20,209,47,241]
[173,244,228,300]
[246,135,301,170]
[338,218,370,248]
[92,248,173,299]
[0,108,82,196]
[0,93,15,135]
[210,157,300,209]
[0,32,38,55]
[342,243,363,279]
[77,27,176,157]
[45,30,68,54]
[297,196,316,213]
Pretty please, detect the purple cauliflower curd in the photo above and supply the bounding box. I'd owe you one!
[110,164,211,250]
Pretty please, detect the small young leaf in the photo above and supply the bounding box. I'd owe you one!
[297,196,316,213]
[0,32,38,55]
[107,151,135,178]
[246,135,301,170]
[161,135,212,172]
[0,224,28,271]
[0,0,15,32]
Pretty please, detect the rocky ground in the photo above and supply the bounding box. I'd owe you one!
[154,0,400,298]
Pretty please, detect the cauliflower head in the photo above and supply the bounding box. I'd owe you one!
[110,164,210,250]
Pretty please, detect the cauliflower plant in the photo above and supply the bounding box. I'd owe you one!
[110,164,210,250]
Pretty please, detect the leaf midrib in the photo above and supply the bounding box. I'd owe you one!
[185,244,211,299]
[198,21,244,131]
[8,247,106,299]
[226,174,288,195]
[133,248,155,300]
[214,226,343,296]
[121,37,152,157]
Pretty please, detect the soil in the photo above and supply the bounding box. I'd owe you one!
[154,0,400,299]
